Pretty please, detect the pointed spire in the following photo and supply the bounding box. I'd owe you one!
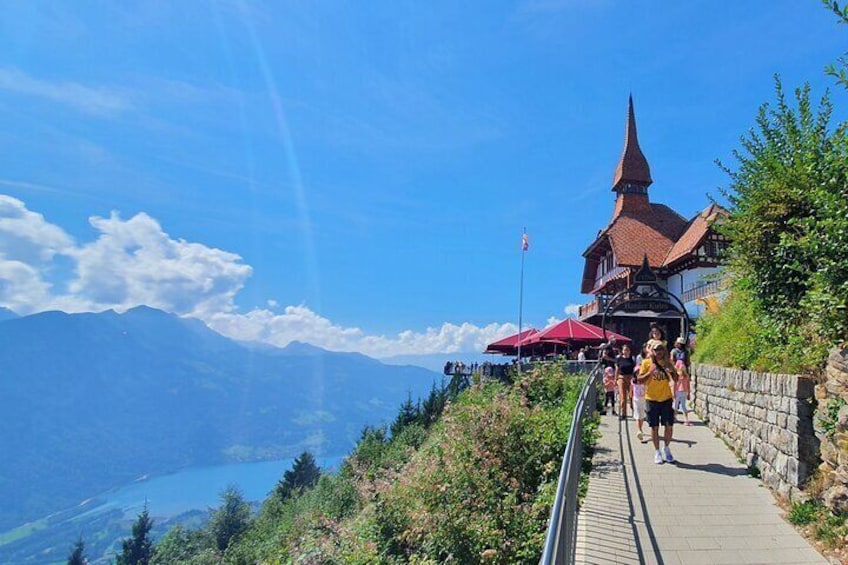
[612,95,652,192]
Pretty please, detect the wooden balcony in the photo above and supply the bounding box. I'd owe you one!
[591,266,628,294]
[578,295,610,320]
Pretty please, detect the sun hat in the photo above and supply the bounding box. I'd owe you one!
[675,337,686,345]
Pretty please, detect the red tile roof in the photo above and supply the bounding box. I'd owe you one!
[662,203,728,267]
[604,203,688,267]
[580,202,688,293]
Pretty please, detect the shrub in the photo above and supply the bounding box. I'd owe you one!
[699,79,848,373]
[168,365,591,564]
[363,366,584,565]
[788,500,821,525]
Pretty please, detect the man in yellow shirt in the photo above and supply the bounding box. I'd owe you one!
[635,340,679,464]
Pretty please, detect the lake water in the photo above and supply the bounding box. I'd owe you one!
[84,456,345,519]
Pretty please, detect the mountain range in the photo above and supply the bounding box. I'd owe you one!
[0,306,438,531]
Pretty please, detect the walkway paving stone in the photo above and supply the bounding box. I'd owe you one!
[575,412,828,565]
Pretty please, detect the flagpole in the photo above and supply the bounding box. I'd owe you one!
[517,227,526,371]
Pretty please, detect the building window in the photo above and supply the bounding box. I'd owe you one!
[705,235,728,258]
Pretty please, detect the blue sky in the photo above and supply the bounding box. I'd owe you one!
[0,1,845,357]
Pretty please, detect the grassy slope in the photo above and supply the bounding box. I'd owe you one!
[220,364,586,565]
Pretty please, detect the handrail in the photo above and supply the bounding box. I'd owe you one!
[540,362,603,565]
[680,278,725,303]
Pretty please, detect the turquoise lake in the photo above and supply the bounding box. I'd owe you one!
[83,456,345,519]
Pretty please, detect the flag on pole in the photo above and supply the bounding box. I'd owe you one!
[522,233,530,251]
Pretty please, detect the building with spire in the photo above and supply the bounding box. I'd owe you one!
[577,97,728,346]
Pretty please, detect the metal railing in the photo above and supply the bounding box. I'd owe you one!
[540,362,603,565]
[680,278,725,303]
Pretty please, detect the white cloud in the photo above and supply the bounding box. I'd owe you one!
[0,196,251,317]
[0,195,75,264]
[0,67,133,117]
[564,303,581,317]
[0,195,76,313]
[0,194,527,356]
[0,259,55,314]
[207,305,518,358]
[69,211,252,317]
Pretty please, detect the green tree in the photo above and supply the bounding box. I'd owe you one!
[209,485,252,552]
[707,78,848,371]
[824,1,848,88]
[390,393,420,437]
[150,524,213,565]
[67,536,87,565]
[420,381,447,427]
[116,505,154,565]
[275,451,321,501]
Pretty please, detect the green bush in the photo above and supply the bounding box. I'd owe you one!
[693,285,770,370]
[698,80,848,373]
[218,365,589,564]
[360,366,584,565]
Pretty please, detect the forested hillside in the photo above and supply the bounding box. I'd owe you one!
[145,364,589,565]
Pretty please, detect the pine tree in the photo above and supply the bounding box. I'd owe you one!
[116,505,153,565]
[209,485,252,552]
[67,536,87,565]
[275,451,321,501]
[390,393,420,437]
[421,381,447,427]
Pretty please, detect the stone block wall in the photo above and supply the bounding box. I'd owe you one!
[692,363,818,500]
[813,348,848,513]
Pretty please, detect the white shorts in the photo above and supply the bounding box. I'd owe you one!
[632,397,647,419]
[673,391,688,413]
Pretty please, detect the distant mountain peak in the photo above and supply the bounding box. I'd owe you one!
[122,304,171,317]
[0,307,19,322]
[280,340,330,356]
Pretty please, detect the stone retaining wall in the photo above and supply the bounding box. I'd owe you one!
[813,348,848,513]
[692,363,818,500]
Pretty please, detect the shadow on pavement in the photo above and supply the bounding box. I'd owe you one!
[673,461,748,476]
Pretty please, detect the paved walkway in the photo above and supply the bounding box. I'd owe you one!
[575,411,828,565]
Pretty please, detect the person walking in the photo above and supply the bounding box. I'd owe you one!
[671,337,690,374]
[635,343,645,367]
[636,340,678,464]
[671,337,692,425]
[647,323,667,349]
[632,368,648,440]
[615,343,636,421]
[603,367,617,416]
[600,337,618,369]
[673,367,692,425]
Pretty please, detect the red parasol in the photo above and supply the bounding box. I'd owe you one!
[519,319,631,347]
[483,328,538,355]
